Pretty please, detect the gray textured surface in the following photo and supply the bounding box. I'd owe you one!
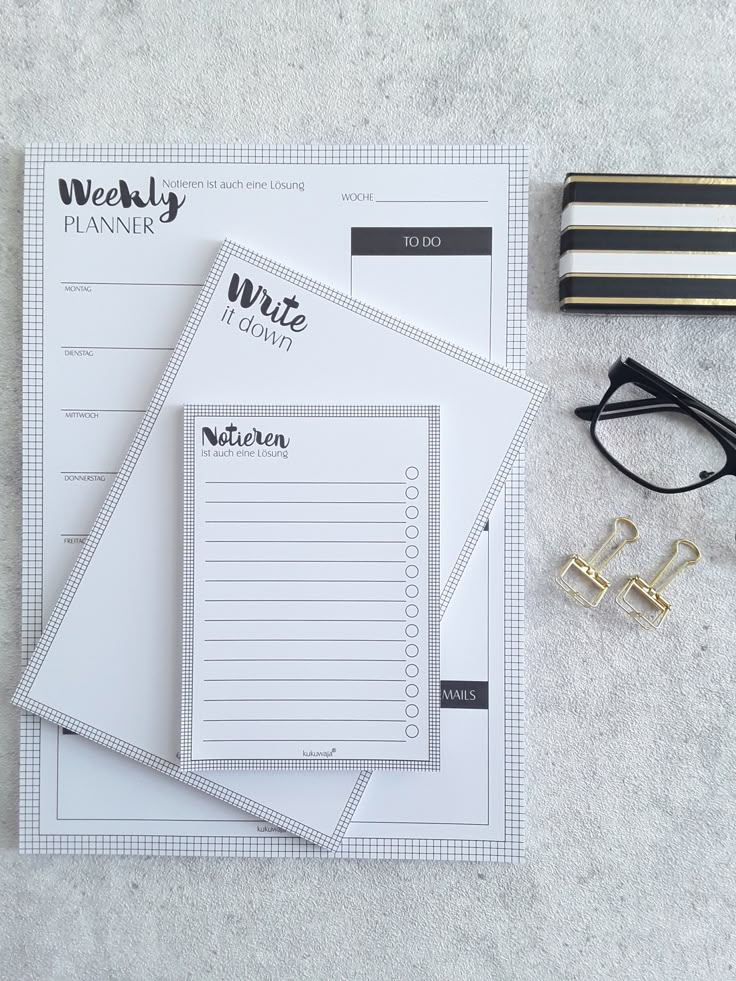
[1,2,735,979]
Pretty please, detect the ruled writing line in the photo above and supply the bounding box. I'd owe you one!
[203,678,406,683]
[206,480,406,485]
[206,500,405,505]
[204,559,406,564]
[204,658,405,662]
[205,539,405,544]
[205,592,406,603]
[205,618,405,623]
[202,738,407,743]
[203,698,406,702]
[204,718,407,723]
[204,638,405,643]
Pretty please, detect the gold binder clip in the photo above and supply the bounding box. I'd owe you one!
[616,539,701,630]
[556,517,639,608]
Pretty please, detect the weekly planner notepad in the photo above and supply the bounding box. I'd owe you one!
[181,404,440,771]
[20,144,532,861]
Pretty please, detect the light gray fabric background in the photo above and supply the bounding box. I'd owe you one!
[1,2,735,979]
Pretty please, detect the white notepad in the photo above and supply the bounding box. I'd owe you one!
[13,238,543,845]
[181,404,440,771]
[20,143,530,859]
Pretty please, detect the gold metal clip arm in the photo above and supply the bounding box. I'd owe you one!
[586,517,639,571]
[648,539,701,593]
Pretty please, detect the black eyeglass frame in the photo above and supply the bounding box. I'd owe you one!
[574,357,736,494]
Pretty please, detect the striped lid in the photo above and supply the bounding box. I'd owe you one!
[560,173,736,313]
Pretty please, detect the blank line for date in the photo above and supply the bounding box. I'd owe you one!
[60,281,203,287]
[373,198,488,203]
[61,345,174,352]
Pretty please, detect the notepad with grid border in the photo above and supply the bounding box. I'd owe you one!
[181,404,440,771]
[14,234,542,832]
[19,144,533,860]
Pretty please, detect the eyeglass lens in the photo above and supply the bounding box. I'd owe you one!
[594,382,727,491]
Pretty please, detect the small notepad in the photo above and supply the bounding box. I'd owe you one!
[181,405,440,771]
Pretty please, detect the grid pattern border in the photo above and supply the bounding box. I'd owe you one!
[179,403,441,772]
[19,144,529,861]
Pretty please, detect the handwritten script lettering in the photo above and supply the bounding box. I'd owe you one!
[58,177,184,223]
[201,425,290,449]
[227,274,308,332]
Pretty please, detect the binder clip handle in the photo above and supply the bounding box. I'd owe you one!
[587,517,639,571]
[617,538,702,630]
[556,516,639,609]
[649,539,701,593]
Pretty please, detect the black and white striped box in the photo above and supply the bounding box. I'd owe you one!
[560,173,736,313]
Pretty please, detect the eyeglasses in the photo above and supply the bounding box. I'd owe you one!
[574,357,736,494]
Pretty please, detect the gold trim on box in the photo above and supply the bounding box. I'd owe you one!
[561,296,736,306]
[560,272,736,280]
[562,200,736,208]
[561,223,736,233]
[564,174,736,186]
[560,248,736,256]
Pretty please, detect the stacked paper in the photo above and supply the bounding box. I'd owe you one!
[14,145,542,861]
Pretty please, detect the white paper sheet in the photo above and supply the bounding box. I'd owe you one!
[20,145,529,861]
[181,404,440,771]
[14,239,541,791]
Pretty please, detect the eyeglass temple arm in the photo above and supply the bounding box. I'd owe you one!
[575,397,683,421]
[575,395,736,445]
